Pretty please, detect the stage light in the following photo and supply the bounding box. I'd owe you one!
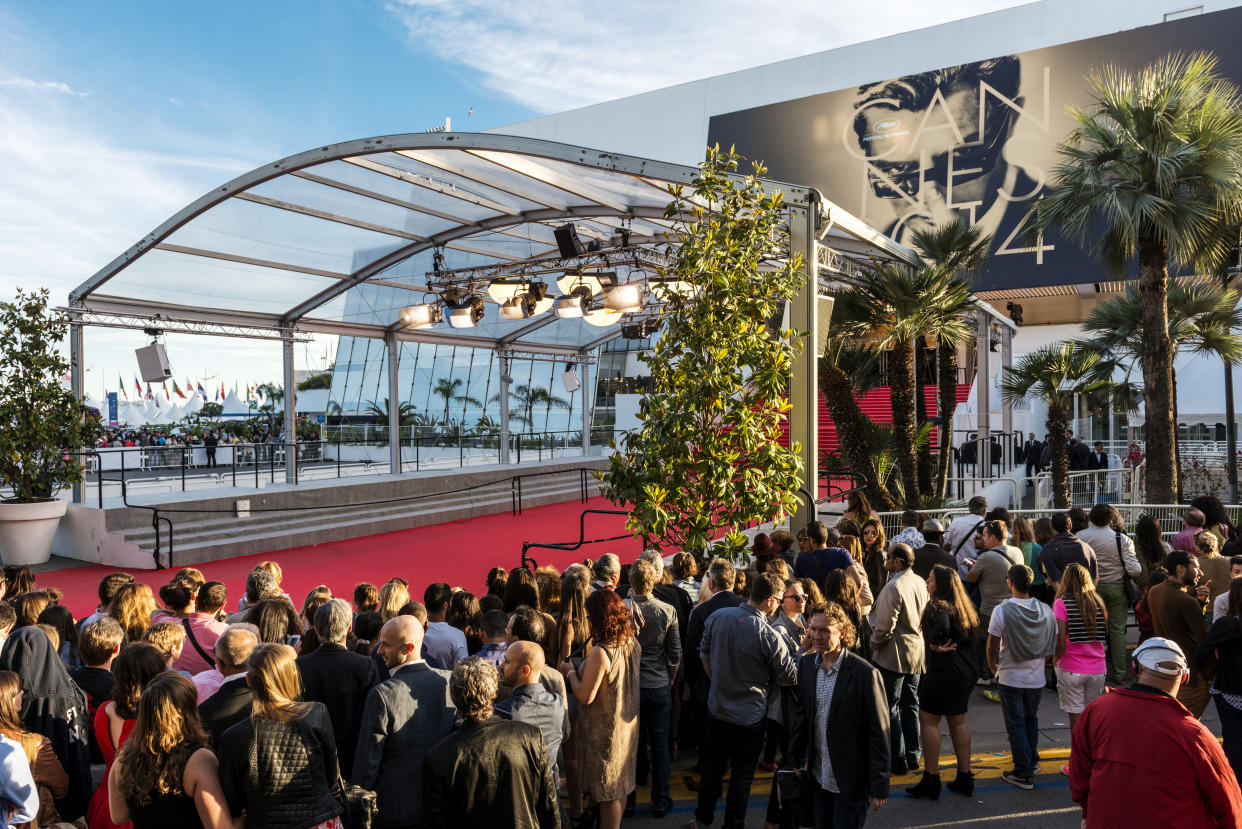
[397,303,443,330]
[487,277,528,303]
[603,281,643,312]
[499,283,553,320]
[442,289,485,328]
[554,286,593,319]
[583,307,623,327]
[556,270,616,297]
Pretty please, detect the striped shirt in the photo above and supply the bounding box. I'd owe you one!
[1062,596,1105,644]
[812,655,842,793]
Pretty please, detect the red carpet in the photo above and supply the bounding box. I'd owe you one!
[41,497,641,619]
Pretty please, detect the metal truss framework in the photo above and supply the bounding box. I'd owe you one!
[59,307,313,343]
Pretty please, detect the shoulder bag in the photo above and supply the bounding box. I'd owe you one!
[1115,531,1141,607]
[181,618,216,669]
[335,767,378,829]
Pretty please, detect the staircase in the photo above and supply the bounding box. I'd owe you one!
[100,461,604,568]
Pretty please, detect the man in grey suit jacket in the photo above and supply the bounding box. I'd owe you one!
[355,615,456,829]
[869,543,930,775]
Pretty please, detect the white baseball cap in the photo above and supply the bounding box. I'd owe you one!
[1133,637,1189,677]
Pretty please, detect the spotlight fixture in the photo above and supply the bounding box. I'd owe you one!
[556,270,616,297]
[554,285,594,319]
[621,318,660,339]
[487,277,528,304]
[583,307,623,327]
[603,281,643,313]
[500,283,553,320]
[397,302,444,330]
[443,288,485,329]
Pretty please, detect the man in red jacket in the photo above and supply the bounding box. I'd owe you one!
[1070,637,1242,827]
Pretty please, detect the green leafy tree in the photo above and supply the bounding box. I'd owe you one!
[297,371,333,391]
[834,263,975,508]
[199,402,224,419]
[600,147,804,560]
[908,220,991,500]
[0,289,99,501]
[1028,52,1242,503]
[1001,342,1134,508]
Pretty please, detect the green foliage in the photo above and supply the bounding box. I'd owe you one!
[297,372,333,391]
[599,146,804,560]
[365,398,417,429]
[0,289,99,501]
[199,402,224,419]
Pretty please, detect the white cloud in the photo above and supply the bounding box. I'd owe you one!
[0,77,86,96]
[386,0,1028,113]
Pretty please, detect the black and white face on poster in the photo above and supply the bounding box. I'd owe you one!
[707,7,1242,291]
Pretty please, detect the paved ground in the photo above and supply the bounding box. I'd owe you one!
[610,680,1223,827]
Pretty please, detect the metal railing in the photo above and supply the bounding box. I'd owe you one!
[1012,465,1144,510]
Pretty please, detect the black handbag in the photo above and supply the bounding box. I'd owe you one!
[335,770,378,829]
[1116,531,1141,607]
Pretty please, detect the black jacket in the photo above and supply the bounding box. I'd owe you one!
[354,661,456,829]
[1023,440,1042,464]
[1197,615,1242,695]
[685,590,745,701]
[786,650,890,803]
[422,717,559,829]
[198,677,253,747]
[218,702,342,829]
[297,642,381,780]
[654,582,693,641]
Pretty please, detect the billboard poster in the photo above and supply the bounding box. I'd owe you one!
[706,7,1242,292]
[107,392,118,427]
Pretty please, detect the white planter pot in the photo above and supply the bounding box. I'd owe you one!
[0,499,68,566]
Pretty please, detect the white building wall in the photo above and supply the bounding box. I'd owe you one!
[498,0,1242,165]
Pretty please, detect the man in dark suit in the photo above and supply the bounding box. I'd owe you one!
[684,558,744,752]
[355,615,456,829]
[786,601,890,827]
[1023,432,1042,480]
[422,658,559,828]
[198,627,257,746]
[1068,437,1091,471]
[1089,441,1109,471]
[297,599,381,781]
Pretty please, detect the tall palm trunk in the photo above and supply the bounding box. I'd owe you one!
[819,360,896,510]
[1048,403,1071,509]
[889,340,921,508]
[1172,367,1183,503]
[915,347,934,494]
[1138,234,1178,503]
[935,341,958,499]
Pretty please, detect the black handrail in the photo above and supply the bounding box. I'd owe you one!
[511,468,592,516]
[520,507,631,571]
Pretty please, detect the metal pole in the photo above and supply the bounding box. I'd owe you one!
[976,313,991,479]
[498,353,512,464]
[580,357,592,457]
[1001,326,1013,471]
[69,315,85,504]
[386,332,401,475]
[1224,266,1239,503]
[789,201,819,527]
[282,338,297,483]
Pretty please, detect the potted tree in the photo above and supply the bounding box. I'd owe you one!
[0,289,98,564]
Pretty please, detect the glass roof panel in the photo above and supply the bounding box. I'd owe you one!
[248,174,461,241]
[469,151,673,213]
[163,197,408,276]
[310,160,499,225]
[100,249,337,314]
[382,150,597,213]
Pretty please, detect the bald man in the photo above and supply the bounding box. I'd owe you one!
[496,641,567,771]
[355,616,456,828]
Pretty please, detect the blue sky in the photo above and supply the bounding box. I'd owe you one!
[0,0,1026,402]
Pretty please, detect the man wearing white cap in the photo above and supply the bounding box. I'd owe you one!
[1069,637,1242,827]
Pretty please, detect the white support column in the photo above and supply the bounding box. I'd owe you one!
[1001,325,1013,466]
[386,332,401,474]
[580,357,591,456]
[69,317,85,503]
[975,313,991,477]
[498,353,511,464]
[282,337,297,484]
[789,202,819,529]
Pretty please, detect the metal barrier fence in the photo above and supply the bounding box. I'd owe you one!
[874,502,1242,540]
[1011,465,1143,510]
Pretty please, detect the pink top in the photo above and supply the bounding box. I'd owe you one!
[1054,597,1106,675]
[157,611,229,675]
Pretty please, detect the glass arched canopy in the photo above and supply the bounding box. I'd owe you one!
[71,133,919,355]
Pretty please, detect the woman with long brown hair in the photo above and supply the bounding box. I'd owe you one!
[446,591,483,654]
[85,643,167,829]
[859,518,888,598]
[907,564,981,800]
[216,644,342,829]
[555,567,592,824]
[558,589,639,829]
[107,673,234,828]
[0,670,69,828]
[821,570,866,658]
[109,584,156,645]
[1053,563,1107,757]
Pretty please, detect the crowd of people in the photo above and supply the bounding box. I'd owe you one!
[0,491,1241,827]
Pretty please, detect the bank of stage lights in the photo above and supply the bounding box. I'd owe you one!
[398,269,661,331]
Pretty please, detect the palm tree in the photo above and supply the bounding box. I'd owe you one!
[490,383,569,430]
[818,343,896,511]
[365,398,417,431]
[908,220,991,500]
[1028,52,1242,504]
[1081,278,1242,497]
[1001,342,1134,508]
[431,377,482,426]
[835,264,976,508]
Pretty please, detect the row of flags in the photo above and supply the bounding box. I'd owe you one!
[114,375,266,405]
